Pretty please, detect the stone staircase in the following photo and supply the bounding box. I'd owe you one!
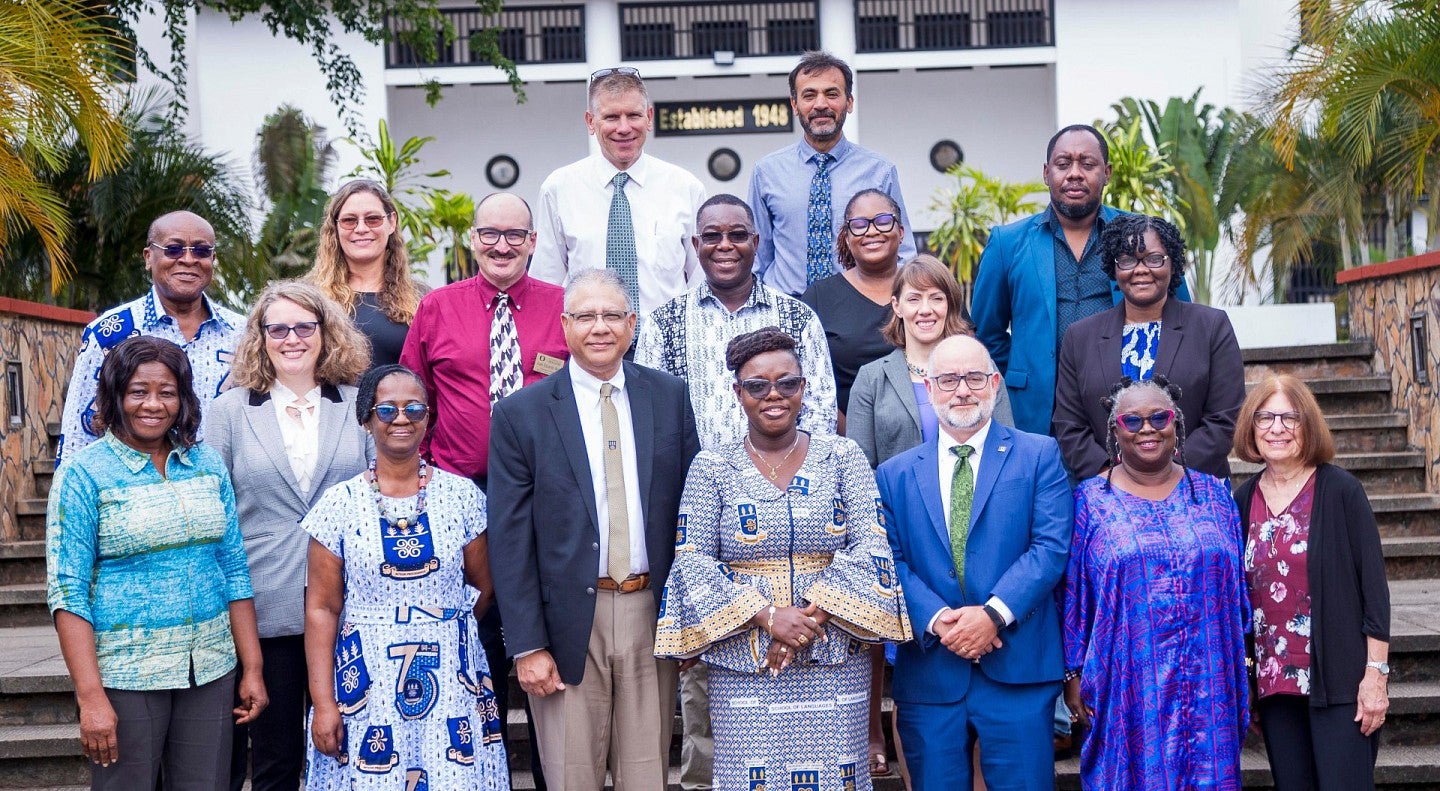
[2,343,1438,789]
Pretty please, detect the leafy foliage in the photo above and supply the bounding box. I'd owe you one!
[927,165,1045,292]
[1096,117,1179,221]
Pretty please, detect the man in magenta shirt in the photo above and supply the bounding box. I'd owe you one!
[399,190,568,786]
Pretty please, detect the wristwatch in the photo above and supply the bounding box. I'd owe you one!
[1365,661,1391,675]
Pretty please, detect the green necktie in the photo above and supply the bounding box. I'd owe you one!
[949,444,975,583]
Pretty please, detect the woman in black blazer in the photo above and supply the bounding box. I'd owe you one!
[1052,214,1244,480]
[1232,373,1389,790]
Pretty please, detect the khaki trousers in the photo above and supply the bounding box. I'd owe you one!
[529,588,677,791]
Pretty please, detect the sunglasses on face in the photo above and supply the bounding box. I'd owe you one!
[1115,410,1176,433]
[337,214,389,231]
[697,230,754,245]
[263,321,321,341]
[1254,410,1301,430]
[148,242,216,260]
[371,403,429,423]
[737,375,805,399]
[845,213,897,235]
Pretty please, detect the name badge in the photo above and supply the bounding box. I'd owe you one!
[533,352,564,376]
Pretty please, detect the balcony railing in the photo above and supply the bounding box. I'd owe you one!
[386,5,585,68]
[618,1,820,61]
[854,0,1052,52]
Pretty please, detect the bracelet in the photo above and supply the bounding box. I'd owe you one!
[1063,668,1081,682]
[766,606,777,636]
[981,604,1007,631]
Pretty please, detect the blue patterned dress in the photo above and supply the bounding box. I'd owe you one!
[1062,474,1250,790]
[655,435,911,791]
[302,469,508,790]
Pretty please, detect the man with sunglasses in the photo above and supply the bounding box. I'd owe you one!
[633,193,837,791]
[749,51,916,298]
[58,210,244,466]
[531,67,706,323]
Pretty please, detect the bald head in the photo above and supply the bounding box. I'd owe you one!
[929,334,996,376]
[470,192,536,291]
[474,192,533,228]
[147,211,213,245]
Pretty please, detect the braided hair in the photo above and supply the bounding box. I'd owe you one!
[355,364,428,425]
[1101,374,1198,503]
[725,326,800,375]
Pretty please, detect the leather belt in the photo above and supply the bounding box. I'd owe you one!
[596,573,651,593]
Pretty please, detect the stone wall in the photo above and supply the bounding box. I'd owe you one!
[0,298,92,542]
[1339,251,1440,493]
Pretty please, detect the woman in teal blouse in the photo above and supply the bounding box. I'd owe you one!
[46,335,267,789]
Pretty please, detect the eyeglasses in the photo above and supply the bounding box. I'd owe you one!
[1115,253,1169,271]
[337,213,389,231]
[148,242,217,260]
[929,371,992,392]
[371,403,429,423]
[845,213,898,235]
[1115,410,1176,433]
[564,310,632,328]
[737,375,805,399]
[263,321,321,340]
[591,66,641,82]
[472,227,533,246]
[697,230,754,246]
[1254,410,1301,430]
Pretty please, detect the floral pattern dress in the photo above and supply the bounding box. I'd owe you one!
[302,468,508,790]
[1244,473,1316,698]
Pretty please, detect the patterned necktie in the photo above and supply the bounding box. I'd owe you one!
[489,292,522,404]
[949,444,975,583]
[607,172,640,312]
[805,153,835,286]
[601,383,631,583]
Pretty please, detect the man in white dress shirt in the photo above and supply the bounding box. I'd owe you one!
[530,67,706,319]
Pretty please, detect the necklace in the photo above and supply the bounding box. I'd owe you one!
[906,360,927,378]
[746,433,802,481]
[369,457,429,529]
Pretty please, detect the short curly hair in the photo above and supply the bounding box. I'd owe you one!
[354,364,428,425]
[93,336,202,449]
[725,326,800,376]
[230,280,372,393]
[1099,213,1187,296]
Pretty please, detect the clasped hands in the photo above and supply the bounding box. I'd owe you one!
[935,606,1002,660]
[754,602,830,675]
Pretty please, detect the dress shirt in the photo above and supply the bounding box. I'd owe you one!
[268,381,321,494]
[46,433,253,690]
[58,286,244,467]
[931,418,1014,633]
[750,136,918,297]
[1047,206,1114,354]
[568,360,649,577]
[530,153,706,314]
[400,273,569,480]
[634,279,837,449]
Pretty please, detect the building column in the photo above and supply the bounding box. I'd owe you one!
[817,0,862,143]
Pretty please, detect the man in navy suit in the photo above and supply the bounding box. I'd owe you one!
[876,334,1071,789]
[488,269,700,790]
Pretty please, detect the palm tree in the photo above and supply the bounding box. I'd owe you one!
[927,165,1044,304]
[0,0,130,294]
[1098,117,1180,221]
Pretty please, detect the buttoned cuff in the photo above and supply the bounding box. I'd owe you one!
[985,596,1014,626]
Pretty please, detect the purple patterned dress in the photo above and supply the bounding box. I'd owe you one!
[1063,473,1250,790]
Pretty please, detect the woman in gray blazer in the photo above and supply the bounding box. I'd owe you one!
[207,281,373,791]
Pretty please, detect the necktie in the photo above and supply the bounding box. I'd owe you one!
[805,153,835,286]
[949,444,975,583]
[489,292,522,403]
[601,383,630,583]
[606,172,640,312]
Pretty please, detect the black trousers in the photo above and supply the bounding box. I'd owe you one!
[1258,693,1380,791]
[96,670,235,791]
[478,605,548,789]
[229,635,307,791]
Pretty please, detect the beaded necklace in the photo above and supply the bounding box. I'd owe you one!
[368,457,429,530]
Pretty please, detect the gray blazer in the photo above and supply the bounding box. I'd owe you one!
[848,348,1015,469]
[207,384,372,638]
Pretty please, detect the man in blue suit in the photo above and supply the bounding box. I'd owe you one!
[972,124,1189,436]
[876,334,1071,789]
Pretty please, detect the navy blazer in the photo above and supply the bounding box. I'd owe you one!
[486,361,700,685]
[876,422,1072,704]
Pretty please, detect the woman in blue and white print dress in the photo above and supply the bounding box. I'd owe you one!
[302,364,508,790]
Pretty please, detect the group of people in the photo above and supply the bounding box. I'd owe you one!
[43,48,1391,791]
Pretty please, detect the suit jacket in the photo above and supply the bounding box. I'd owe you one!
[876,422,1072,705]
[848,348,1016,469]
[972,206,1192,435]
[487,361,700,685]
[1052,298,1245,480]
[206,384,372,638]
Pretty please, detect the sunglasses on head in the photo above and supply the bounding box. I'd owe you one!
[148,242,216,260]
[591,66,641,82]
[1115,410,1176,433]
[263,321,321,341]
[371,403,429,423]
[738,375,805,399]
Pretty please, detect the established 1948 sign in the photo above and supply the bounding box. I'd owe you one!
[654,99,794,136]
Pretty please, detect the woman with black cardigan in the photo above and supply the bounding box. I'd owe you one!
[1232,373,1390,791]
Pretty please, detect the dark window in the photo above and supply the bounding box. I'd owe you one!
[693,19,750,57]
[622,22,676,60]
[987,10,1047,46]
[542,25,585,62]
[395,30,452,65]
[470,26,527,63]
[766,18,817,54]
[915,12,972,50]
[856,14,900,52]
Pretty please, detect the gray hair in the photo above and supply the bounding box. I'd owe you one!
[588,71,650,113]
[565,269,632,313]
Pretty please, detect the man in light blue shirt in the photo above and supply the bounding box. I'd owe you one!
[749,51,917,297]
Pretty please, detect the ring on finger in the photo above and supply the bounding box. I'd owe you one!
[780,645,789,653]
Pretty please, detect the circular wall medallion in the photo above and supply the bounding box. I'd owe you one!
[485,155,519,189]
[929,140,964,173]
[707,148,742,182]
